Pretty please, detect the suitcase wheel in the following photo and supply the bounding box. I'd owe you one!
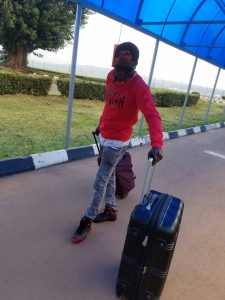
[116,282,127,298]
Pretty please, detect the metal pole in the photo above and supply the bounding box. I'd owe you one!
[138,39,159,136]
[177,57,198,129]
[203,68,221,124]
[64,4,82,149]
[118,24,123,44]
[221,107,225,122]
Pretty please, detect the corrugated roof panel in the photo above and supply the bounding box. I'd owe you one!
[184,24,211,46]
[140,24,164,36]
[210,45,225,61]
[166,0,197,22]
[69,0,225,69]
[214,26,225,46]
[104,0,140,22]
[139,0,176,23]
[84,0,102,7]
[162,24,188,43]
[199,24,224,49]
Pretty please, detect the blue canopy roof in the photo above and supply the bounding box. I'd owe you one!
[70,0,225,69]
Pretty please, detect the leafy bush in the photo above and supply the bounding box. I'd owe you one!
[151,88,182,107]
[57,79,200,106]
[76,75,106,83]
[57,78,105,100]
[189,92,200,105]
[0,72,52,96]
[222,95,225,100]
[152,88,200,107]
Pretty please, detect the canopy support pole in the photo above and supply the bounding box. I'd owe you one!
[118,24,123,44]
[65,4,82,149]
[177,57,198,129]
[203,68,221,124]
[221,107,225,123]
[138,39,159,136]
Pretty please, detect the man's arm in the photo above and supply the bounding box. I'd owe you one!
[136,86,163,164]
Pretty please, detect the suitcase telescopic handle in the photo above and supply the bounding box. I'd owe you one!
[139,158,157,204]
[92,131,100,154]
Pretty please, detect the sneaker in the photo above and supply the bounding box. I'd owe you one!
[71,216,92,244]
[93,204,117,223]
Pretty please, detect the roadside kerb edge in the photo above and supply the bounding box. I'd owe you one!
[0,122,224,178]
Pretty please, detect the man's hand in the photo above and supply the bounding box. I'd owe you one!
[148,147,163,165]
[94,126,100,136]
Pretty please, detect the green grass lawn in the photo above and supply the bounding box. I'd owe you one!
[0,94,224,159]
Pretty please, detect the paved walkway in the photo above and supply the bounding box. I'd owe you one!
[0,129,225,300]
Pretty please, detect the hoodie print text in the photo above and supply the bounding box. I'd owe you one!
[105,87,125,109]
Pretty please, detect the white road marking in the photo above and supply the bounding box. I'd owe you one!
[204,150,225,160]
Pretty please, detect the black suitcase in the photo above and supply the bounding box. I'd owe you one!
[116,161,184,300]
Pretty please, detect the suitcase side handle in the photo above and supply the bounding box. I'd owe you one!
[139,159,157,204]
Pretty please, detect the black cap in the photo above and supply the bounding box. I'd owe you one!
[114,42,139,65]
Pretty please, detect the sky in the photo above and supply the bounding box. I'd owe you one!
[29,12,225,90]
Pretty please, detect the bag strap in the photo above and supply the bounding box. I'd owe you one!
[92,131,100,154]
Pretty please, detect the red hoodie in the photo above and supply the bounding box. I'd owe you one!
[99,70,163,148]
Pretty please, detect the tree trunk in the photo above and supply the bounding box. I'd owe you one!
[5,45,28,69]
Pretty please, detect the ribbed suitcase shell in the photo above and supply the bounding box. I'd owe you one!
[116,190,184,300]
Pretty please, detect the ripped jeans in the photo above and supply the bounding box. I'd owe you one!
[84,145,128,219]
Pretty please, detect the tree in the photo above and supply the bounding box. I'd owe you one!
[0,48,7,63]
[0,0,91,69]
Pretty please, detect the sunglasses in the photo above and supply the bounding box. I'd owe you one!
[114,65,134,74]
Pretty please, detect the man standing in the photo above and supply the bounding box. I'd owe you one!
[71,42,163,244]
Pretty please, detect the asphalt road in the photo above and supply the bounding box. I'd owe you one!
[0,128,225,300]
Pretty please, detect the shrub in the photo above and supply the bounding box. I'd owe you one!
[152,88,200,107]
[189,92,200,106]
[76,75,106,83]
[152,88,184,107]
[57,78,105,100]
[0,72,52,96]
[57,78,200,107]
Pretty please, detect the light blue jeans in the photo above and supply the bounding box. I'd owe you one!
[84,145,128,219]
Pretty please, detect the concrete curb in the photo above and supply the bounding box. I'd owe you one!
[1,122,224,178]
